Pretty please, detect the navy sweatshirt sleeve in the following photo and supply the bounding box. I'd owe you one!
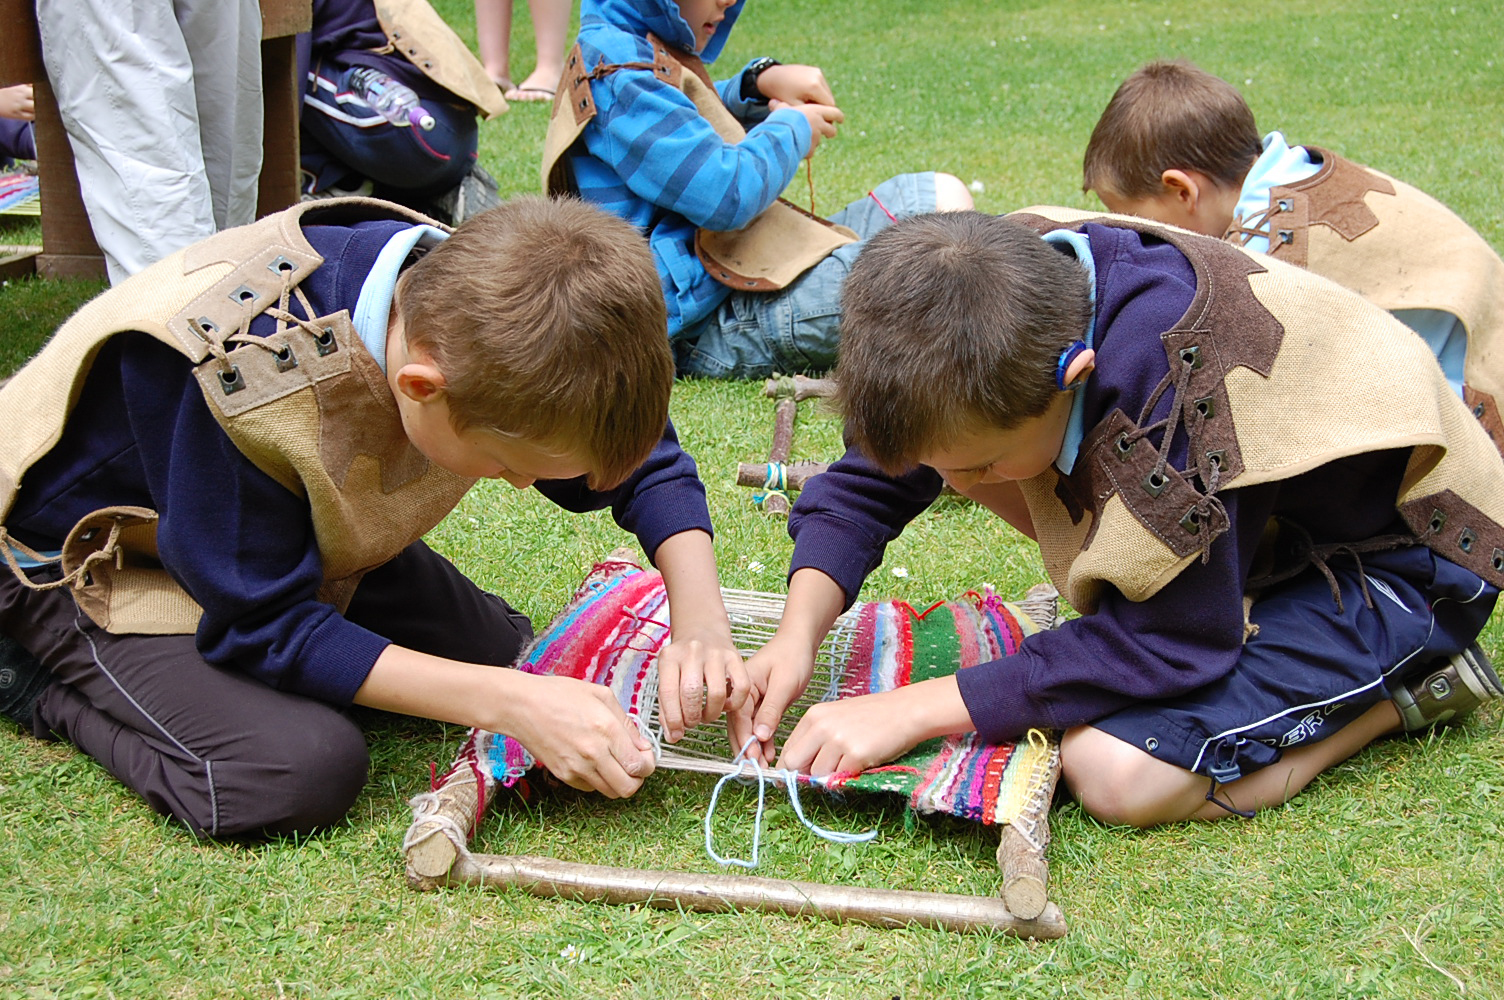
[533,420,713,562]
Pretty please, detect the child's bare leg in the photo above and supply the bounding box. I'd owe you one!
[516,0,571,94]
[474,0,515,86]
[932,173,975,212]
[1062,701,1403,827]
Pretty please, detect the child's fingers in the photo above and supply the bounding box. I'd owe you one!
[655,660,684,740]
[723,655,751,714]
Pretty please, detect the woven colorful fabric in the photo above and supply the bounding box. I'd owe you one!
[481,560,1058,832]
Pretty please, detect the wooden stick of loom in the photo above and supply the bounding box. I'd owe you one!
[736,460,829,492]
[759,380,800,517]
[425,852,1068,938]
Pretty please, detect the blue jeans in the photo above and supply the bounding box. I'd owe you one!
[674,171,938,379]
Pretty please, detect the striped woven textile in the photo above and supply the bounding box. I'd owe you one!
[480,559,1058,831]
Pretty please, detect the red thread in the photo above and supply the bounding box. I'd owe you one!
[867,189,899,223]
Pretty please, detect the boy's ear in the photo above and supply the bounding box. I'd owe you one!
[1159,169,1202,209]
[393,361,449,404]
[1062,347,1096,388]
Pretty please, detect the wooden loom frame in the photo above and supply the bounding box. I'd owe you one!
[403,561,1069,938]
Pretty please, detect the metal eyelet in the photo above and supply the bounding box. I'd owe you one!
[314,326,339,356]
[1458,528,1476,553]
[229,285,259,307]
[1427,509,1447,534]
[1180,507,1202,534]
[1193,396,1216,419]
[1474,402,1487,418]
[273,344,298,373]
[1206,450,1225,469]
[1178,345,1203,370]
[194,316,219,336]
[219,365,246,395]
[1276,198,1293,212]
[267,256,297,276]
[1144,737,1159,752]
[1142,471,1168,497]
[1491,548,1503,573]
[1114,431,1134,461]
[1277,230,1294,244]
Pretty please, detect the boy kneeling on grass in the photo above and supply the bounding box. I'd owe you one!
[732,210,1504,826]
[0,196,742,837]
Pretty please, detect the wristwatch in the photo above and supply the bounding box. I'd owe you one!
[741,57,782,101]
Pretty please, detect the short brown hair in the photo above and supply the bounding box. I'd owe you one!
[1082,59,1263,199]
[397,196,672,490]
[835,211,1093,474]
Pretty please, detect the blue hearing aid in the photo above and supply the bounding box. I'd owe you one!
[1055,340,1088,390]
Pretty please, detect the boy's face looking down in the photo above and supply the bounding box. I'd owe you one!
[917,391,1077,492]
[674,0,736,52]
[386,311,593,488]
[1095,168,1241,239]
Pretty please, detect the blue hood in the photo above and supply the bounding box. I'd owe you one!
[581,0,748,63]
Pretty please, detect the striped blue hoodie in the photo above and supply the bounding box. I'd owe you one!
[567,0,813,337]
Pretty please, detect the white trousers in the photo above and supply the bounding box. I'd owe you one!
[36,0,264,283]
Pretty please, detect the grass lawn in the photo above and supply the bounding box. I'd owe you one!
[2,0,1502,996]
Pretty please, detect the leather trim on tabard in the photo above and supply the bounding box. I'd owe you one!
[1011,211,1285,530]
[373,0,507,119]
[1463,384,1504,452]
[1255,149,1396,268]
[1400,488,1504,587]
[1065,410,1231,557]
[194,312,355,420]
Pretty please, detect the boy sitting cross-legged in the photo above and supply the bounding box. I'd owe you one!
[0,195,742,837]
[733,210,1504,826]
[1082,59,1504,455]
[544,0,974,379]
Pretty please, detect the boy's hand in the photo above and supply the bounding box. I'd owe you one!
[510,674,656,797]
[727,632,816,765]
[777,676,974,778]
[0,84,35,122]
[755,64,836,108]
[656,623,746,743]
[770,99,843,154]
[775,690,916,778]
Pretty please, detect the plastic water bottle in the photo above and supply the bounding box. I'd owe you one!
[346,66,436,131]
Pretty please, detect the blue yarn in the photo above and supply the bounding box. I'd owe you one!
[703,737,878,869]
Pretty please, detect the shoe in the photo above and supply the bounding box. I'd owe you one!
[0,634,49,728]
[299,177,376,203]
[432,164,502,225]
[1392,643,1502,731]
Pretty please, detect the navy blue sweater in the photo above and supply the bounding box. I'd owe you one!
[8,220,713,705]
[788,224,1413,742]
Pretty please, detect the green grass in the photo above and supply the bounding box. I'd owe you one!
[3,0,1504,996]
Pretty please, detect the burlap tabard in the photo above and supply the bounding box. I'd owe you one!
[0,198,474,635]
[372,0,507,119]
[1010,206,1504,614]
[540,35,856,291]
[1225,149,1504,453]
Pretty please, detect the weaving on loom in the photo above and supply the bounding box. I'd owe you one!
[404,553,1068,937]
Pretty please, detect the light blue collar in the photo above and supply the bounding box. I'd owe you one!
[1232,131,1321,252]
[352,225,449,373]
[1039,229,1097,475]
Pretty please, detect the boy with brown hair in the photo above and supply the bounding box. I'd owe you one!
[732,209,1504,826]
[0,195,743,837]
[1081,59,1504,454]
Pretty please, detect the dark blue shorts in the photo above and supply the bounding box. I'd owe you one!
[1091,545,1497,782]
